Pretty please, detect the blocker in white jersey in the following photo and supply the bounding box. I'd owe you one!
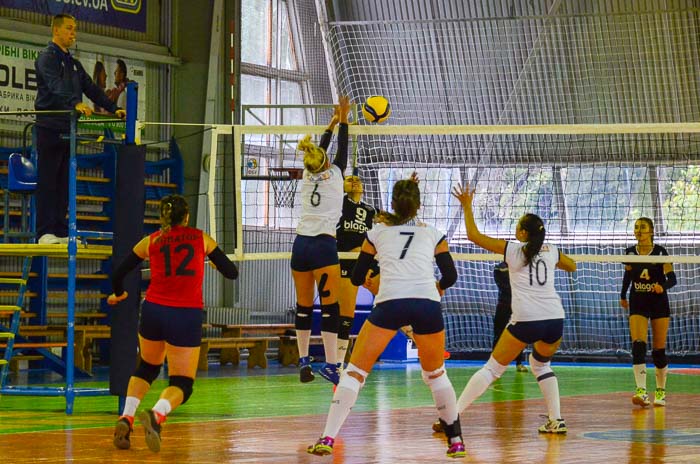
[367,220,446,304]
[296,164,345,237]
[504,240,565,323]
[452,182,576,437]
[290,96,351,387]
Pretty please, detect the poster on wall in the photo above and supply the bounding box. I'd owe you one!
[0,0,147,33]
[0,40,147,125]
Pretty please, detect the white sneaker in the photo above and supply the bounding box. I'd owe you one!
[38,234,61,245]
[57,236,70,244]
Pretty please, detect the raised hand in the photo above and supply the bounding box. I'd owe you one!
[338,95,351,123]
[451,183,476,207]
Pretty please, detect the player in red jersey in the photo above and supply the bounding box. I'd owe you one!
[108,194,238,453]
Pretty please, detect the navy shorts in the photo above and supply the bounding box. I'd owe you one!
[369,298,444,335]
[290,235,339,272]
[139,300,203,347]
[629,294,671,319]
[506,318,564,344]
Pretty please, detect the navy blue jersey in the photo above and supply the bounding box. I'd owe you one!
[494,262,511,306]
[336,196,376,252]
[624,244,670,296]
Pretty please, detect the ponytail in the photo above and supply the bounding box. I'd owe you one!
[520,213,545,266]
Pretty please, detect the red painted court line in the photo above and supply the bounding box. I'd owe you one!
[670,368,700,375]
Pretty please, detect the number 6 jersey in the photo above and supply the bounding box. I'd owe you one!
[504,241,565,322]
[367,220,446,304]
[296,164,344,237]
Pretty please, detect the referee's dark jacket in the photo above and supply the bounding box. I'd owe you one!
[34,41,119,131]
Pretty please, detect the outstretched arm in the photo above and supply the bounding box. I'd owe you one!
[332,96,350,173]
[451,183,506,255]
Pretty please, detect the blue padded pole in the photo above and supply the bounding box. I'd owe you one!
[125,82,138,145]
[65,112,78,414]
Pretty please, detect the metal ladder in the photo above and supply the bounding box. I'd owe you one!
[0,255,32,388]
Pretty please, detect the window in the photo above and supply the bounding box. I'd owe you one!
[240,0,309,126]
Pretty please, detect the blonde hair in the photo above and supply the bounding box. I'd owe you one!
[298,135,327,173]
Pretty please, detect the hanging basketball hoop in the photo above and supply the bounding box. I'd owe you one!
[269,167,304,208]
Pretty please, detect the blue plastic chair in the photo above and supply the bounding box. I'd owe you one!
[3,153,37,243]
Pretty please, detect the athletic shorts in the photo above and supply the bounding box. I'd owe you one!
[629,293,671,319]
[506,318,564,345]
[369,298,444,335]
[290,235,339,272]
[139,300,203,347]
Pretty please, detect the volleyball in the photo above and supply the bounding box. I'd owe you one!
[362,96,391,123]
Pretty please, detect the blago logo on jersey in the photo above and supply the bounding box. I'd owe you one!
[343,219,369,233]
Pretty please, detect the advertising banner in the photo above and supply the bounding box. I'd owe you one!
[0,0,147,33]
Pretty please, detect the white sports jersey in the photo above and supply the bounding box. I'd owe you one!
[504,241,565,322]
[296,164,344,237]
[367,220,445,303]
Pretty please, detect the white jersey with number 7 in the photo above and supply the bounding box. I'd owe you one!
[367,220,446,304]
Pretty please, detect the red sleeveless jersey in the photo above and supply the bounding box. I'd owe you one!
[145,226,206,308]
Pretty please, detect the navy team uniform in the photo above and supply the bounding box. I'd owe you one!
[622,244,671,319]
[336,196,376,278]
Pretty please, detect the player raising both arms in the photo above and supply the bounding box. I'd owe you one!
[292,96,350,385]
[307,174,464,459]
[335,173,376,366]
[620,217,676,407]
[451,183,576,435]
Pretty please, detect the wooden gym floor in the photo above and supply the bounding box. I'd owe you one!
[0,362,698,463]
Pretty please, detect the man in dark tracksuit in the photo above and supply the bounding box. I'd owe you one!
[34,14,125,244]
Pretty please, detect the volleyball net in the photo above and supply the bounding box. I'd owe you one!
[208,122,700,356]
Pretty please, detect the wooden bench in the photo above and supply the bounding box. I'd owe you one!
[16,324,111,373]
[278,335,358,367]
[198,337,277,371]
[209,324,293,366]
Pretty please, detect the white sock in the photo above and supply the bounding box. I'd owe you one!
[429,376,458,427]
[457,368,494,412]
[633,363,647,390]
[537,375,561,420]
[321,331,337,365]
[337,338,350,366]
[322,374,361,438]
[122,396,140,417]
[152,398,172,418]
[296,329,311,358]
[656,366,668,390]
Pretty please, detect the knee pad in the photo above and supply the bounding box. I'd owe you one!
[133,358,162,384]
[652,348,668,369]
[169,375,194,404]
[338,316,353,340]
[484,356,508,381]
[422,365,452,392]
[320,302,340,333]
[531,348,552,363]
[632,340,647,365]
[295,304,313,330]
[529,353,555,382]
[339,362,368,391]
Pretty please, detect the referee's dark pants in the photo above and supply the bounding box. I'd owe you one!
[493,301,525,364]
[35,125,70,238]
